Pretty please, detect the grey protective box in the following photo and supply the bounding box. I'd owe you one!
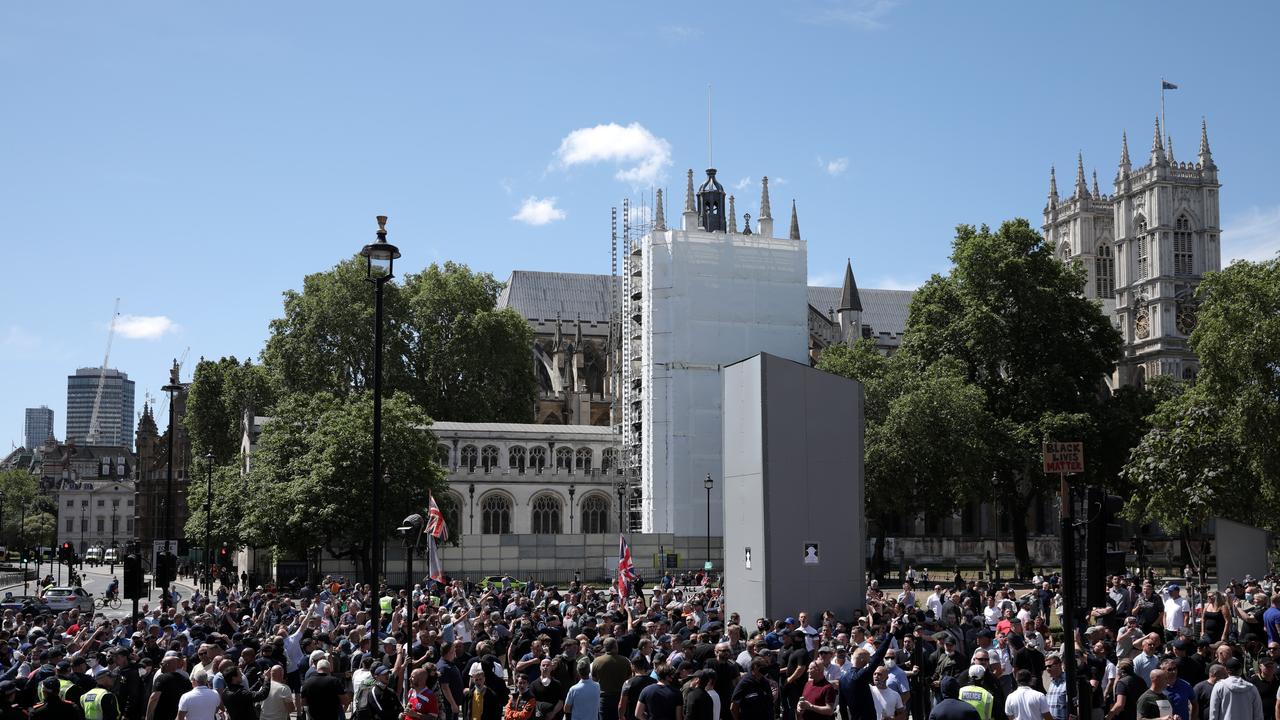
[1214,517,1270,584]
[722,352,866,622]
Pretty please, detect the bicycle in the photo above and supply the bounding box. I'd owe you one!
[97,593,121,610]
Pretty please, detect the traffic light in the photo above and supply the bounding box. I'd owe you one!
[59,542,74,563]
[123,553,144,599]
[217,544,231,569]
[1086,488,1128,608]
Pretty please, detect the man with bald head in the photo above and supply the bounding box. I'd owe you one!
[1136,669,1176,720]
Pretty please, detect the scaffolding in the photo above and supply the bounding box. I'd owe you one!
[616,196,653,532]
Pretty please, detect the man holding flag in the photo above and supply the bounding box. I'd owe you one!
[618,534,638,600]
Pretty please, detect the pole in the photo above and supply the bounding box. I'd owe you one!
[1059,471,1078,720]
[1161,78,1166,145]
[369,273,387,655]
[705,484,710,570]
[405,537,415,700]
[163,379,177,609]
[20,503,27,593]
[205,456,213,595]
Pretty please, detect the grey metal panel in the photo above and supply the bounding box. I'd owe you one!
[1214,518,1270,584]
[722,355,767,623]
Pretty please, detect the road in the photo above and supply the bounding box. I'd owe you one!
[2,564,198,619]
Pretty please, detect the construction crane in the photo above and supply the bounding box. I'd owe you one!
[86,299,121,445]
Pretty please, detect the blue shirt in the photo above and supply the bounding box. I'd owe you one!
[1264,607,1280,644]
[1166,679,1194,720]
[566,678,601,720]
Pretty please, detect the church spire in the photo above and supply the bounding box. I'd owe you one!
[1199,117,1215,168]
[758,176,774,237]
[1075,152,1089,199]
[1151,116,1167,165]
[1048,166,1059,204]
[727,195,737,233]
[682,169,698,230]
[1167,134,1175,163]
[838,259,862,312]
[653,188,666,231]
[1092,169,1100,198]
[1120,130,1131,167]
[788,200,800,240]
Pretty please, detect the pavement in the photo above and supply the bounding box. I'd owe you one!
[1,565,198,619]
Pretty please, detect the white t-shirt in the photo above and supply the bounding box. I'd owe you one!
[259,682,294,720]
[177,686,221,720]
[873,686,903,720]
[708,689,722,720]
[1004,686,1050,720]
[1164,596,1191,631]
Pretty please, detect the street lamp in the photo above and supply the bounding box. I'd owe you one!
[614,481,625,535]
[361,215,399,652]
[468,483,476,534]
[204,451,214,594]
[397,513,424,699]
[704,473,714,571]
[568,483,576,533]
[161,362,183,609]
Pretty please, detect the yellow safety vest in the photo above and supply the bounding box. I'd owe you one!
[37,678,74,703]
[81,688,109,720]
[380,596,393,614]
[959,685,993,720]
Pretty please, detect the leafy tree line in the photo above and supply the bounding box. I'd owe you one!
[182,260,528,570]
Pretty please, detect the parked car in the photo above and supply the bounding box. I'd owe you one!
[0,594,51,615]
[40,587,93,613]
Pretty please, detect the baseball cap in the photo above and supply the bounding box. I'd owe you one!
[1168,584,1180,592]
[784,617,797,625]
[469,665,485,677]
[940,676,961,699]
[968,665,985,679]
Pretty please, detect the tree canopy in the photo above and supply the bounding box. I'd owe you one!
[184,356,277,463]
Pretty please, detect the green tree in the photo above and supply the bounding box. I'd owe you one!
[261,258,536,423]
[239,391,447,580]
[182,462,248,551]
[185,356,277,462]
[818,341,995,577]
[1124,258,1280,531]
[0,470,42,548]
[901,220,1122,575]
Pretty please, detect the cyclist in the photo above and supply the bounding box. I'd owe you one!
[105,578,119,601]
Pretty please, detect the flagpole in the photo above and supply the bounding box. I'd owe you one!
[1161,77,1166,143]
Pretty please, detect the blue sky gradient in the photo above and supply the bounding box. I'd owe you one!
[3,1,1278,447]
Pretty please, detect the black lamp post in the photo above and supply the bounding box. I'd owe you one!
[204,451,214,594]
[468,483,476,533]
[361,214,400,652]
[161,363,183,608]
[568,483,576,533]
[614,481,625,535]
[80,506,86,570]
[397,513,424,698]
[704,473,714,571]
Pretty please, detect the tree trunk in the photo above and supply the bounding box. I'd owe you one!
[873,519,887,583]
[1006,493,1033,580]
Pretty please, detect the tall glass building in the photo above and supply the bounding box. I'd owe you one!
[24,406,54,449]
[66,368,135,449]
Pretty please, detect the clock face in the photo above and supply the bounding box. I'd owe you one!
[1176,301,1197,335]
[1135,307,1151,340]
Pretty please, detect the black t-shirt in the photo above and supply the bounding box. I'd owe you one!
[620,676,656,720]
[1136,690,1172,720]
[785,649,811,693]
[300,673,347,720]
[684,687,714,720]
[150,672,193,720]
[731,675,774,720]
[928,698,981,720]
[531,677,566,707]
[637,682,682,720]
[1252,677,1279,720]
[1193,680,1214,720]
[1113,676,1147,720]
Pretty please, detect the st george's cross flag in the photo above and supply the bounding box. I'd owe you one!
[617,534,638,598]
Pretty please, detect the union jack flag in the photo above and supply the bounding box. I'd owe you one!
[426,492,449,543]
[617,534,638,598]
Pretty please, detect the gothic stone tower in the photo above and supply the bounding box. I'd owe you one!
[1044,154,1118,316]
[1110,118,1221,386]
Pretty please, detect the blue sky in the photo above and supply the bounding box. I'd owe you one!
[3,1,1278,448]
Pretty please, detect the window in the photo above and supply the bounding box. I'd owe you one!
[531,494,563,534]
[480,446,499,473]
[480,495,511,535]
[580,495,610,534]
[1095,244,1115,298]
[601,448,617,474]
[80,517,87,532]
[530,447,547,473]
[443,493,462,537]
[126,499,133,507]
[509,446,527,474]
[127,518,134,532]
[1135,217,1149,280]
[96,516,104,532]
[112,499,119,508]
[1174,215,1193,276]
[555,447,574,473]
[575,448,593,473]
[66,500,73,508]
[437,445,450,467]
[460,445,478,472]
[97,500,104,507]
[66,517,74,532]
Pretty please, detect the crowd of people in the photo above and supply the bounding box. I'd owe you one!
[0,569,1276,720]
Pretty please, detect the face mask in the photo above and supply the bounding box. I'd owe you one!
[884,660,896,669]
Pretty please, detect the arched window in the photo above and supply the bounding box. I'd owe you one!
[460,445,478,472]
[508,446,527,474]
[1174,215,1193,276]
[1134,217,1149,280]
[531,494,562,534]
[555,447,573,473]
[575,448,593,473]
[437,445,451,468]
[601,448,617,474]
[481,494,511,534]
[481,445,499,473]
[580,495,610,534]
[530,447,547,473]
[442,493,462,538]
[1095,244,1115,299]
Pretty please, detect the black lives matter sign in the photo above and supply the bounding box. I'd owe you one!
[1042,441,1084,474]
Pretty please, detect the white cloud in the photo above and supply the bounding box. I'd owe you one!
[819,156,849,176]
[735,176,753,190]
[3,325,40,351]
[772,176,789,185]
[626,204,652,227]
[808,271,843,287]
[555,122,672,185]
[659,25,702,41]
[1223,205,1280,263]
[807,0,900,29]
[872,276,924,291]
[115,315,179,340]
[512,197,567,226]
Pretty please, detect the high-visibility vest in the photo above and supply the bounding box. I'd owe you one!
[37,678,73,703]
[380,595,394,614]
[959,684,994,720]
[81,688,109,720]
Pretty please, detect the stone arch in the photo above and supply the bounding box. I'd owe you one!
[478,490,513,534]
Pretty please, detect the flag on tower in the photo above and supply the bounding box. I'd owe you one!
[426,492,449,543]
[1162,80,1178,90]
[617,534,637,598]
